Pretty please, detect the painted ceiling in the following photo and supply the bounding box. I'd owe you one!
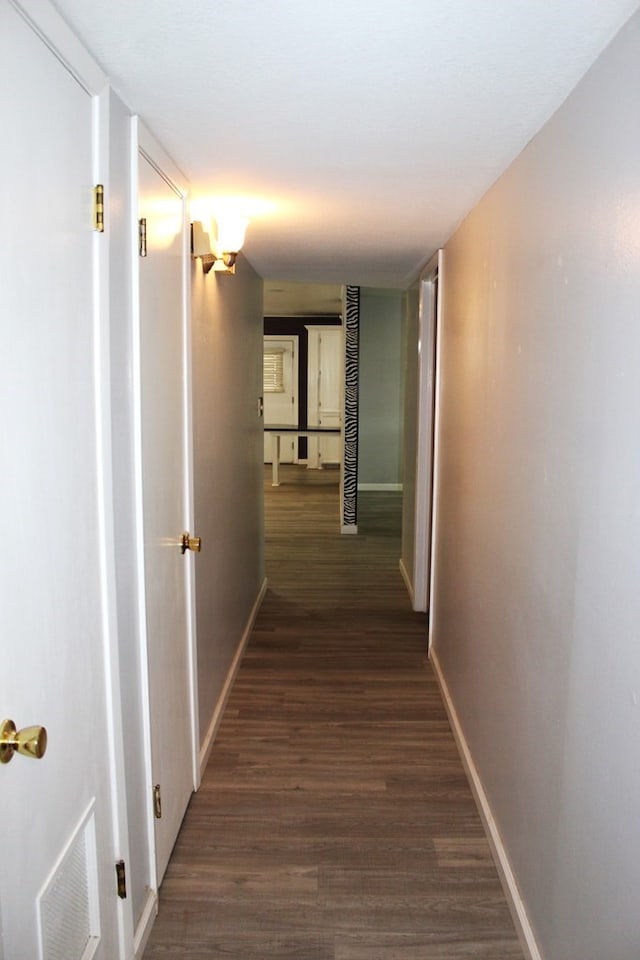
[51,0,640,288]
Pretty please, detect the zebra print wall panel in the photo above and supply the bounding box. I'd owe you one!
[342,285,359,531]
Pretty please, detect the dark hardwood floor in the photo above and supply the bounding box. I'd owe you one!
[143,465,524,959]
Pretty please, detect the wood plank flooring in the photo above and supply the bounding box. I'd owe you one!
[143,465,524,959]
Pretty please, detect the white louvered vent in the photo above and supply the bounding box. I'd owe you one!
[38,804,100,960]
[264,348,285,393]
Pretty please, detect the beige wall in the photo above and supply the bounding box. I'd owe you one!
[431,13,640,960]
[191,256,265,752]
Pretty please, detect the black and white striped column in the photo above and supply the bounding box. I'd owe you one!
[342,285,359,532]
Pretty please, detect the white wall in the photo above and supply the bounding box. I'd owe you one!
[191,256,265,758]
[358,288,404,487]
[431,13,640,960]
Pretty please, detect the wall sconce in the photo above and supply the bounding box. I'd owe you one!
[190,215,248,275]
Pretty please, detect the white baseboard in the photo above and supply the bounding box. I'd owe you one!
[398,558,414,605]
[133,888,157,960]
[198,577,268,777]
[429,648,541,960]
[357,483,403,491]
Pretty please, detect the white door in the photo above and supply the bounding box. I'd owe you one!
[0,5,125,958]
[263,336,298,463]
[136,130,197,884]
[307,327,342,467]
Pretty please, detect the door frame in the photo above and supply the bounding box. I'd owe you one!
[413,250,444,629]
[130,118,199,897]
[95,79,137,960]
[3,2,134,955]
[263,334,299,463]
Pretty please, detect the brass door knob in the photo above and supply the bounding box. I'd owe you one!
[181,532,202,554]
[0,719,48,764]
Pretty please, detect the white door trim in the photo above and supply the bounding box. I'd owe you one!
[130,118,199,897]
[9,0,107,92]
[413,250,444,624]
[130,116,157,897]
[93,84,135,960]
[427,251,445,652]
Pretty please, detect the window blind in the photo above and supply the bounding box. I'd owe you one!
[263,349,285,393]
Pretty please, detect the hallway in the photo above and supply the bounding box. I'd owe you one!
[143,466,524,959]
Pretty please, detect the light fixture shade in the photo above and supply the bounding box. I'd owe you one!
[214,216,248,255]
[190,200,251,275]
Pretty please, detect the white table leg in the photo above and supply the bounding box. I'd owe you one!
[271,433,280,486]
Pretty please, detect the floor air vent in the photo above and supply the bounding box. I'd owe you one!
[37,802,101,960]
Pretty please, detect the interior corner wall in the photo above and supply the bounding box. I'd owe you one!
[191,255,265,750]
[358,288,404,487]
[431,12,640,960]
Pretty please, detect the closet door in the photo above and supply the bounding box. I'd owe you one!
[0,5,125,957]
[307,327,342,467]
[136,129,198,885]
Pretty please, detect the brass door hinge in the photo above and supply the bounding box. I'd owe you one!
[139,217,147,257]
[115,859,127,899]
[94,184,104,233]
[153,783,162,819]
